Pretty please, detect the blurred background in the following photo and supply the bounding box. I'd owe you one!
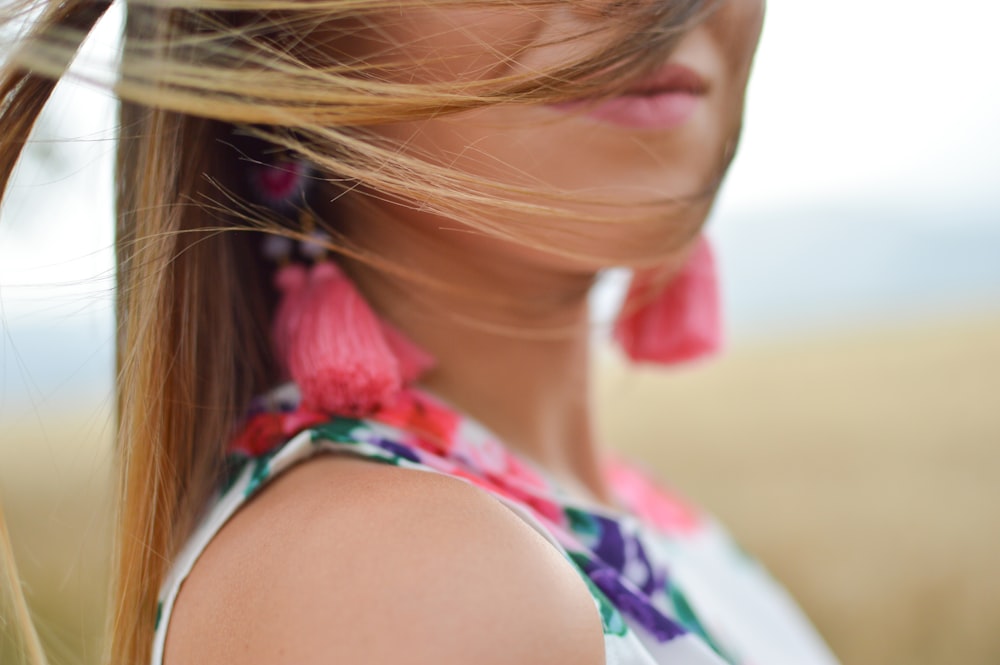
[1,0,998,663]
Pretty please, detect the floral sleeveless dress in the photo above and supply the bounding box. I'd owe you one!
[151,384,840,665]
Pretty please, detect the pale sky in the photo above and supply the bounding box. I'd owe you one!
[719,0,1000,215]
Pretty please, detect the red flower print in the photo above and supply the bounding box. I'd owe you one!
[228,407,328,457]
[373,390,460,456]
[604,456,702,536]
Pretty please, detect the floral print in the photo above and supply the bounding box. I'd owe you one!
[152,384,840,665]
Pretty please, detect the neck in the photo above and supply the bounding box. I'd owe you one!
[332,204,614,506]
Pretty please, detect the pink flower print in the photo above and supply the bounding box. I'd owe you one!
[228,408,329,457]
[503,454,551,492]
[280,407,329,437]
[453,420,511,478]
[604,456,702,536]
[229,413,287,457]
[373,390,460,456]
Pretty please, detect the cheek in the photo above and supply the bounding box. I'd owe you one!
[711,0,766,73]
[370,108,720,266]
[317,3,763,267]
[692,0,764,166]
[315,8,545,84]
[380,106,719,206]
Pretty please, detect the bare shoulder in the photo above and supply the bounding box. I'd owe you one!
[164,455,605,665]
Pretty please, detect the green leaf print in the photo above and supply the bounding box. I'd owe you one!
[244,453,275,497]
[565,507,601,539]
[569,552,628,637]
[220,455,249,495]
[670,585,729,659]
[310,418,365,444]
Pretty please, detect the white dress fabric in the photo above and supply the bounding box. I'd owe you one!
[152,384,841,665]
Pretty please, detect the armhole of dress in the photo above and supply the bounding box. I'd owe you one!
[148,426,452,663]
[149,426,612,664]
[149,428,318,664]
[149,459,256,664]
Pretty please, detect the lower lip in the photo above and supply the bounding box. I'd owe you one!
[552,91,702,130]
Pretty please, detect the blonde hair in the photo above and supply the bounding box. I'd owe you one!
[0,1,718,662]
[1,504,48,665]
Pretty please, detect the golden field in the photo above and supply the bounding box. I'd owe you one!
[2,315,999,665]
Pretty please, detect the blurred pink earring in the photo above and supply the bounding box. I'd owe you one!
[613,234,722,365]
[254,157,435,416]
[250,157,310,210]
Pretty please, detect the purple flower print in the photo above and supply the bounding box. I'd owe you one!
[579,554,686,643]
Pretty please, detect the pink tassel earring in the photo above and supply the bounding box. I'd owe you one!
[378,320,437,384]
[290,236,402,416]
[254,155,434,416]
[263,236,308,369]
[613,234,722,365]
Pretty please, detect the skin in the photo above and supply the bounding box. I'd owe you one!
[166,458,606,664]
[167,2,764,662]
[329,0,766,505]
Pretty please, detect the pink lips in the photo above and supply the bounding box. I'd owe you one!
[551,64,708,130]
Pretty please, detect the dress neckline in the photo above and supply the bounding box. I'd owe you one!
[232,381,703,537]
[405,382,636,518]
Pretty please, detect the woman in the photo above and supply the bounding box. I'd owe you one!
[0,0,840,663]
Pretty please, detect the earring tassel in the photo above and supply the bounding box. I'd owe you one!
[287,261,402,416]
[379,320,437,384]
[614,235,722,365]
[271,263,308,377]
